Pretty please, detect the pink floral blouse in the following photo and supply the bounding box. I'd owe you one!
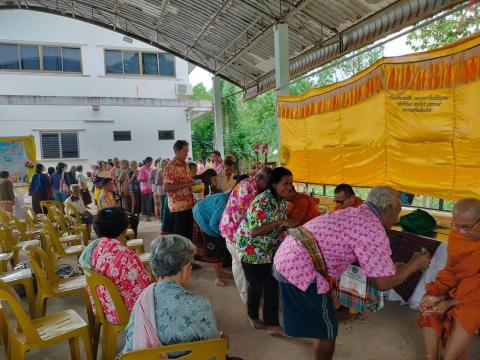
[220,177,259,244]
[274,204,395,294]
[88,237,151,324]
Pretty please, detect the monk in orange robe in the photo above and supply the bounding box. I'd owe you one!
[418,198,480,360]
[286,187,320,226]
[333,183,363,211]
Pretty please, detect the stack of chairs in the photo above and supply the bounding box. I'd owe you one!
[0,204,95,359]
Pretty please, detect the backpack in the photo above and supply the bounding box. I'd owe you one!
[399,209,437,235]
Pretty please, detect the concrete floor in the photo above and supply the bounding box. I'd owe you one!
[4,221,480,360]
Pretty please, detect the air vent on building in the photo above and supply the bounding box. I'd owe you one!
[175,83,192,96]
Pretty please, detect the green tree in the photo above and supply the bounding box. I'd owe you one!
[191,83,212,100]
[406,5,480,51]
[191,83,214,160]
[335,46,384,80]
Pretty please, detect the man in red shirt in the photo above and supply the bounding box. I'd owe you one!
[163,140,196,240]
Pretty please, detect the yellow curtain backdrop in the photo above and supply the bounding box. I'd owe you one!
[278,33,480,200]
[0,136,37,179]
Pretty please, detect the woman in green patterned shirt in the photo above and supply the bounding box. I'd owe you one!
[236,167,296,335]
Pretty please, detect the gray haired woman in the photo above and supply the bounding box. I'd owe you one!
[122,234,219,353]
[273,186,431,360]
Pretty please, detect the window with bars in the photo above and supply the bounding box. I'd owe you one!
[113,131,132,141]
[158,130,175,140]
[0,43,82,73]
[105,49,175,77]
[40,132,79,159]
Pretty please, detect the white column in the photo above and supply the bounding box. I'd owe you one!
[213,76,224,156]
[274,23,290,153]
[274,23,290,97]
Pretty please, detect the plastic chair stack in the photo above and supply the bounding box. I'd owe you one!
[0,279,93,360]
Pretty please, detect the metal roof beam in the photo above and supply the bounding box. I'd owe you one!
[237,0,318,43]
[154,0,170,29]
[244,0,466,99]
[215,0,315,75]
[185,0,232,58]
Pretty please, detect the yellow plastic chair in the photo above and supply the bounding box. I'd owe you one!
[39,200,64,217]
[81,266,130,360]
[24,245,94,332]
[119,339,228,360]
[40,218,84,260]
[22,205,37,229]
[50,205,89,246]
[4,211,41,242]
[126,238,145,253]
[0,224,41,268]
[0,253,14,273]
[0,279,93,360]
[65,203,93,244]
[0,268,35,318]
[0,208,10,226]
[0,302,8,357]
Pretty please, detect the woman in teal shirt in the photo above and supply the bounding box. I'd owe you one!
[123,234,218,354]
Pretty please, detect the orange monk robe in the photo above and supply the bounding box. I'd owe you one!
[418,229,480,339]
[334,196,364,211]
[287,193,320,226]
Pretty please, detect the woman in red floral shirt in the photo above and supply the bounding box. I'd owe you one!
[79,207,151,324]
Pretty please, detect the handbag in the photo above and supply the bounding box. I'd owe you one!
[331,271,384,313]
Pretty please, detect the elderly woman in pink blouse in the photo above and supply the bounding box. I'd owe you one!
[273,186,431,360]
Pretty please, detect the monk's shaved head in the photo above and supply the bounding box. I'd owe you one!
[453,198,480,240]
[453,198,480,219]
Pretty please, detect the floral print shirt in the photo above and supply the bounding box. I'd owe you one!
[98,190,116,209]
[274,204,396,294]
[220,177,259,244]
[88,237,151,324]
[163,158,195,213]
[123,280,219,354]
[236,189,288,264]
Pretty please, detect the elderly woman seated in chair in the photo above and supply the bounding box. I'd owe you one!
[122,235,241,359]
[79,207,151,325]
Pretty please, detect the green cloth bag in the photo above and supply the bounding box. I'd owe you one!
[399,209,437,235]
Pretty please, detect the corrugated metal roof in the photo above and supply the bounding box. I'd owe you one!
[0,0,466,98]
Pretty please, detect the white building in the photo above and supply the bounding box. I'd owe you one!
[0,10,210,170]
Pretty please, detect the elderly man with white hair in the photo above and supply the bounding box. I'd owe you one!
[273,186,431,360]
[64,184,93,223]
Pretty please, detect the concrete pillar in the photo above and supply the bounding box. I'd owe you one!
[213,76,224,156]
[274,23,290,97]
[274,23,290,153]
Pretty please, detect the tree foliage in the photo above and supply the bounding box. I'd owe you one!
[406,5,480,51]
[191,84,214,161]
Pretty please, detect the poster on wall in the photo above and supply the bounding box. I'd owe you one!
[0,141,28,182]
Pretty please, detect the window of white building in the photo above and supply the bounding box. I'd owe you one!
[40,131,79,159]
[158,130,175,140]
[105,49,175,77]
[113,131,132,141]
[0,43,82,73]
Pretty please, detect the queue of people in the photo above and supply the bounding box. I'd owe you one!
[5,140,477,360]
